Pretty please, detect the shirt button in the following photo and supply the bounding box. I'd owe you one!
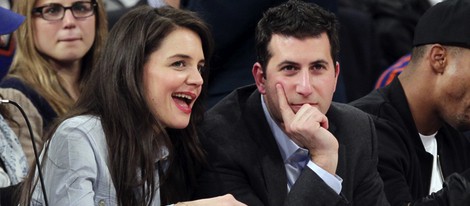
[98,200,105,206]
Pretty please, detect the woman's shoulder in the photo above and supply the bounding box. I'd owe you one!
[49,115,108,164]
[45,115,109,182]
[57,115,103,136]
[52,115,105,146]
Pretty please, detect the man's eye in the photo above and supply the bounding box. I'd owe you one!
[312,64,326,70]
[282,65,296,71]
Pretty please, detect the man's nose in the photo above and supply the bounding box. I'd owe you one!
[295,70,313,96]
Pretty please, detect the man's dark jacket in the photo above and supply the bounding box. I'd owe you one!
[194,85,389,206]
[351,78,470,205]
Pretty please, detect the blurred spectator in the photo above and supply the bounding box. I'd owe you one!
[0,0,16,79]
[0,5,28,205]
[0,3,27,189]
[374,53,410,89]
[0,0,108,166]
[105,0,180,28]
[337,2,387,101]
[0,109,27,188]
[343,0,432,67]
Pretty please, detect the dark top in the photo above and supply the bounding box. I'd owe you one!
[0,77,56,129]
[350,78,470,205]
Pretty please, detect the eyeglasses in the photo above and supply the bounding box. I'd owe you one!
[32,1,96,21]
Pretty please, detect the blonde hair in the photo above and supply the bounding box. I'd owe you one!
[9,0,108,115]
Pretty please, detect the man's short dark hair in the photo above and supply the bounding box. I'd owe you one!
[255,0,339,71]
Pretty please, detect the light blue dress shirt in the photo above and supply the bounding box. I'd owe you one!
[261,96,342,193]
[31,115,166,206]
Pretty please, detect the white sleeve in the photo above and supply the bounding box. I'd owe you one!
[0,167,11,187]
[306,160,343,194]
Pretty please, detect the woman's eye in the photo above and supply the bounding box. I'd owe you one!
[171,61,185,67]
[44,5,61,15]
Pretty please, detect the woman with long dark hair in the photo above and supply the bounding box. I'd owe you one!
[20,5,244,206]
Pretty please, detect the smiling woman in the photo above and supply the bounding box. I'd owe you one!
[19,5,245,206]
[0,0,108,167]
[143,27,205,128]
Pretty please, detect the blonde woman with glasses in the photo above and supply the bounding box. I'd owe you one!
[0,0,107,167]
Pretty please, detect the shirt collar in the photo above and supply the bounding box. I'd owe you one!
[261,95,303,162]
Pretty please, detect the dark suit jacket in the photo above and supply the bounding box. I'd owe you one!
[194,85,389,206]
[350,78,470,206]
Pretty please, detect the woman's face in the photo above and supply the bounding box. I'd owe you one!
[143,27,205,129]
[32,0,96,64]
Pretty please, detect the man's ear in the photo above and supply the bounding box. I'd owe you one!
[333,62,340,92]
[252,62,267,94]
[429,44,447,74]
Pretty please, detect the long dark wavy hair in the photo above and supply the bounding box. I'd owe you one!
[20,5,213,206]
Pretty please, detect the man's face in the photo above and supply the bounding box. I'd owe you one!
[253,33,339,124]
[436,48,470,131]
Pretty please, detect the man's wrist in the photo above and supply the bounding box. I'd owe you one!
[310,153,338,174]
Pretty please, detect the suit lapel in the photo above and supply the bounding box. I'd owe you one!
[244,90,288,205]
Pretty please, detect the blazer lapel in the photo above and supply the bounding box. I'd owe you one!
[244,90,288,205]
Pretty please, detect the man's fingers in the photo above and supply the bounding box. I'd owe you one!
[296,105,329,130]
[319,114,329,129]
[276,83,294,120]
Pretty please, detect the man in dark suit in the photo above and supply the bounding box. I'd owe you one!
[193,1,389,205]
[350,0,470,205]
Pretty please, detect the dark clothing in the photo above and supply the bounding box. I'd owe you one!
[337,6,386,102]
[0,77,56,129]
[342,0,431,66]
[194,85,389,206]
[0,183,21,206]
[350,78,470,205]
